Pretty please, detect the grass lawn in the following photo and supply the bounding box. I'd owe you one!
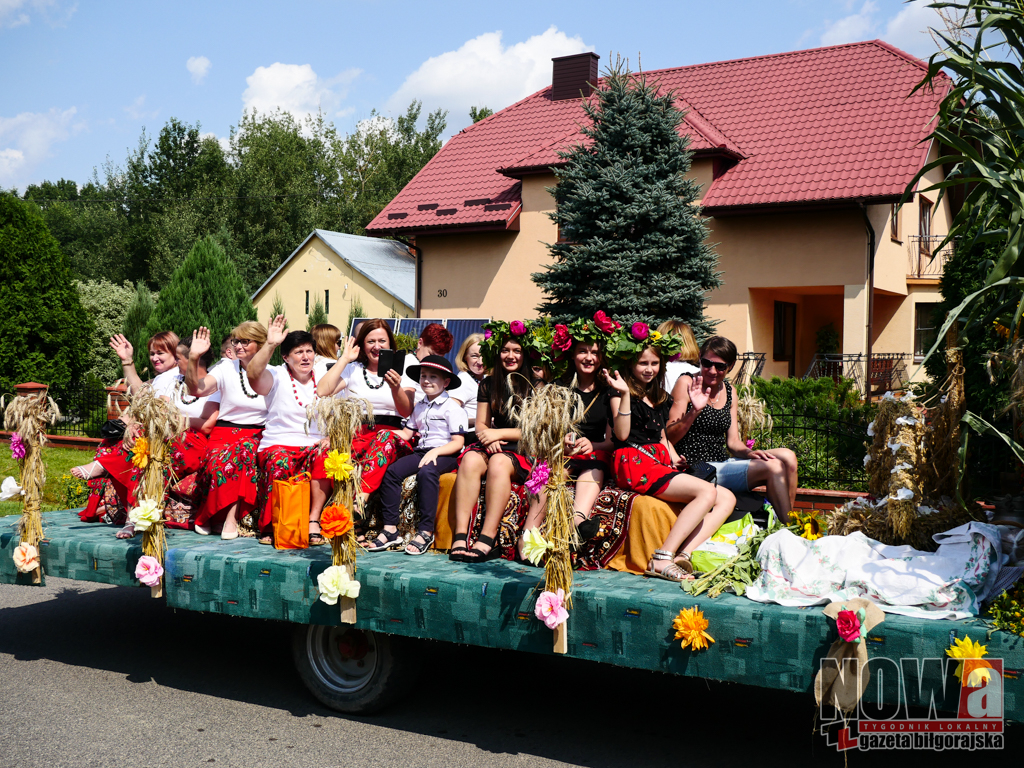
[0,445,94,516]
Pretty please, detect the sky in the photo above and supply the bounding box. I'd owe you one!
[0,0,950,192]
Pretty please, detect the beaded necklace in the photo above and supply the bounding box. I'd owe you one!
[362,365,385,390]
[238,364,259,399]
[288,366,317,406]
[176,376,198,405]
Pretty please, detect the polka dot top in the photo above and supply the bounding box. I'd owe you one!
[673,380,732,463]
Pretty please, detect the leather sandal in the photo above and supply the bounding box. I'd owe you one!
[365,529,403,552]
[308,520,325,546]
[405,530,434,556]
[645,548,692,582]
[449,532,470,561]
[463,533,500,563]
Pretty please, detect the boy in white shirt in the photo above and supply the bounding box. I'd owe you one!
[368,355,467,556]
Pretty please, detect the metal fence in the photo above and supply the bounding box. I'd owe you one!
[746,405,870,491]
[804,353,909,397]
[47,382,108,438]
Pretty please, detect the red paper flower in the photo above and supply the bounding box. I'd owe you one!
[836,609,861,642]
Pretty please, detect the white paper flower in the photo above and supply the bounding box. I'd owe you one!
[881,392,897,402]
[863,454,871,467]
[917,505,939,516]
[903,391,916,402]
[0,476,23,501]
[887,440,905,455]
[867,421,876,437]
[317,565,360,605]
[128,498,161,532]
[891,462,913,474]
[941,394,949,404]
[892,488,914,501]
[13,542,38,573]
[895,416,919,426]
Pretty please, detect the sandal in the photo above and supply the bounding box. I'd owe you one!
[405,531,434,556]
[644,549,692,582]
[574,511,601,541]
[463,533,500,563]
[449,533,470,561]
[258,534,273,545]
[115,522,136,540]
[71,461,106,480]
[365,529,403,552]
[308,521,325,546]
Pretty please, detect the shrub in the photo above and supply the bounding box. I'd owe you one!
[76,279,138,385]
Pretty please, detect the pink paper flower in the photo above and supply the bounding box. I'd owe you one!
[510,320,527,336]
[135,555,164,587]
[746,438,756,450]
[593,310,619,333]
[484,330,493,340]
[630,322,649,341]
[836,609,861,643]
[10,433,25,460]
[525,460,550,495]
[13,542,38,573]
[552,324,572,352]
[535,588,569,629]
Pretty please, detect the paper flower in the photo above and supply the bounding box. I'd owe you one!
[867,421,876,437]
[524,460,550,495]
[946,636,993,687]
[10,433,25,460]
[130,437,149,469]
[895,416,919,426]
[319,503,353,539]
[892,488,914,501]
[881,391,897,401]
[630,322,650,341]
[317,565,361,605]
[0,476,23,501]
[863,454,871,468]
[746,438,756,450]
[891,462,913,474]
[521,527,554,565]
[551,324,573,352]
[887,440,906,455]
[510,320,527,336]
[835,605,867,643]
[128,498,161,532]
[324,450,355,482]
[12,543,39,573]
[917,505,939,516]
[135,555,164,587]
[593,310,619,334]
[535,588,569,629]
[672,606,715,651]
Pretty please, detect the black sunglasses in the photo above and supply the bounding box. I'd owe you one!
[700,358,728,373]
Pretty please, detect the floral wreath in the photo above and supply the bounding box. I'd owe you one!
[606,321,684,364]
[480,319,529,369]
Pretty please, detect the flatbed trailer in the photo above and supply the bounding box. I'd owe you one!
[2,509,1022,721]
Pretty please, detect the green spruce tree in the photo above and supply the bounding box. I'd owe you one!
[306,292,328,331]
[145,235,256,351]
[0,193,92,393]
[122,281,157,375]
[532,60,722,335]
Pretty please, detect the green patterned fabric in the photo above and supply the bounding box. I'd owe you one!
[2,510,1023,720]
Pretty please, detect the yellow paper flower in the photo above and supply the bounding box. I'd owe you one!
[521,527,554,566]
[324,450,355,482]
[128,498,161,532]
[673,606,715,651]
[130,436,149,469]
[946,636,993,687]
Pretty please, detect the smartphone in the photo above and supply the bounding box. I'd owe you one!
[392,350,406,376]
[377,349,395,379]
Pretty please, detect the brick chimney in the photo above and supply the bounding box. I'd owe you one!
[551,52,600,100]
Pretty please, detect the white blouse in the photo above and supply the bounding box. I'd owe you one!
[665,360,701,397]
[260,365,323,448]
[455,370,482,425]
[210,359,268,425]
[337,361,403,419]
[149,368,179,398]
[168,374,221,420]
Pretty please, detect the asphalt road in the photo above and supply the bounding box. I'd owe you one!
[0,578,1018,768]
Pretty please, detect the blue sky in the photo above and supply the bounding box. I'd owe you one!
[1,0,947,191]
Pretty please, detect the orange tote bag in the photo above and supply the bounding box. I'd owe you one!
[271,472,310,550]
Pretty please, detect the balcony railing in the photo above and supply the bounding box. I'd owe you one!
[729,352,766,388]
[907,235,955,279]
[804,352,909,397]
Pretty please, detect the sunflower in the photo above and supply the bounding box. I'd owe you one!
[130,436,149,469]
[672,606,715,651]
[788,510,823,541]
[323,450,355,482]
[946,636,993,687]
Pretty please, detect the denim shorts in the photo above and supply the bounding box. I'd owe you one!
[708,458,750,493]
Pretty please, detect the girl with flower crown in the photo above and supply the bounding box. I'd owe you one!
[449,320,533,562]
[245,315,333,546]
[604,324,736,581]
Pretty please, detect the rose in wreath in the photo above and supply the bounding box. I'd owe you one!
[631,322,650,341]
[593,310,619,334]
[551,324,573,352]
[510,320,527,336]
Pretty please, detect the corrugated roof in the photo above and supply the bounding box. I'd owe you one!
[367,39,949,234]
[252,230,416,309]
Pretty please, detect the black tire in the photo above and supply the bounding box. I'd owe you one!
[292,624,419,714]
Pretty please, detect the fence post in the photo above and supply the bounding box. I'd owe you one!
[14,382,48,401]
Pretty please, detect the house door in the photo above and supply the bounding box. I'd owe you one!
[773,301,797,377]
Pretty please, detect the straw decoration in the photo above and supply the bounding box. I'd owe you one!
[735,389,773,444]
[3,390,61,582]
[513,384,583,607]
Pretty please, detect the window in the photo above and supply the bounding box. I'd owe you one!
[773,301,797,377]
[919,197,933,254]
[324,289,329,313]
[890,203,901,242]
[914,303,940,361]
[305,290,309,314]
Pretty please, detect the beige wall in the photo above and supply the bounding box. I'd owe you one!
[253,236,413,330]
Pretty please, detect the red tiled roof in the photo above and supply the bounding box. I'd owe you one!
[368,40,949,234]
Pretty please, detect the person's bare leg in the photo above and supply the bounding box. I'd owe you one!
[473,454,514,553]
[221,502,240,537]
[572,469,603,517]
[768,448,798,510]
[650,476,717,575]
[309,478,330,542]
[518,489,548,559]
[452,451,487,539]
[746,459,789,521]
[680,486,737,554]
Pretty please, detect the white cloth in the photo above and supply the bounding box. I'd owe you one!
[260,365,322,448]
[168,374,221,420]
[454,370,482,424]
[313,355,336,380]
[746,522,1003,620]
[405,391,468,449]
[337,362,403,418]
[210,359,268,425]
[149,368,179,398]
[664,360,700,396]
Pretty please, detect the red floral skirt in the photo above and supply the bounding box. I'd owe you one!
[458,443,533,485]
[568,448,612,476]
[194,425,263,528]
[79,439,126,524]
[613,443,683,496]
[255,443,329,533]
[351,425,412,495]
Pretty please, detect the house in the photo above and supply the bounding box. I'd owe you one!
[251,229,416,329]
[366,42,955,385]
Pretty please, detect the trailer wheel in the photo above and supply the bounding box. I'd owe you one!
[292,624,418,714]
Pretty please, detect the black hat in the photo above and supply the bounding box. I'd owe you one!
[405,354,458,390]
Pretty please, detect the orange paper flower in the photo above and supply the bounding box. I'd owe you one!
[130,436,149,469]
[673,606,715,651]
[320,504,353,539]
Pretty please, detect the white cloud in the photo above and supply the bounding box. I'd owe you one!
[0,0,76,29]
[124,94,158,121]
[0,106,81,188]
[201,131,230,153]
[819,0,943,58]
[187,55,211,84]
[241,63,360,120]
[386,26,592,135]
